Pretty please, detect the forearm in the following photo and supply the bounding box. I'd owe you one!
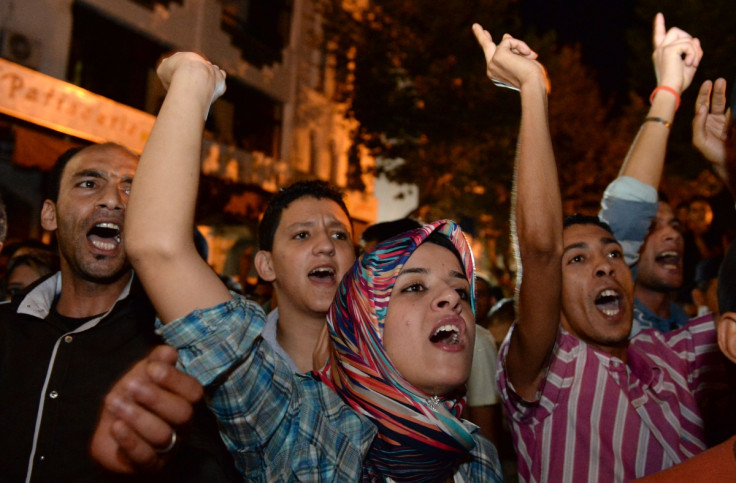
[127,66,212,263]
[509,79,562,399]
[616,92,677,188]
[126,56,230,322]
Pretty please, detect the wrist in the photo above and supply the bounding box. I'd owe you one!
[649,85,681,111]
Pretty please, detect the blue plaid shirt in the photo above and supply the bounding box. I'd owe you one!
[158,294,501,482]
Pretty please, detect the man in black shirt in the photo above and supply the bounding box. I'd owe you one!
[0,144,236,482]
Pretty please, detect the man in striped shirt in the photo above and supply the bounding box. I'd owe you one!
[475,14,722,482]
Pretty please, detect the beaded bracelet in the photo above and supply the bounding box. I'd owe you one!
[644,116,672,128]
[649,86,681,111]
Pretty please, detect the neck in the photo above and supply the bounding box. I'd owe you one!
[275,303,327,373]
[606,345,628,363]
[634,283,671,318]
[55,268,131,318]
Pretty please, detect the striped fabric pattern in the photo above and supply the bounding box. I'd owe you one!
[318,219,489,481]
[498,314,719,482]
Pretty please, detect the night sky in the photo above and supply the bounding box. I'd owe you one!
[521,0,635,100]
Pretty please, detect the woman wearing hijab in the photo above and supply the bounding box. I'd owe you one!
[318,220,500,481]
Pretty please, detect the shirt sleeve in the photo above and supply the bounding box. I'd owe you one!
[156,294,296,456]
[665,314,721,399]
[599,176,659,269]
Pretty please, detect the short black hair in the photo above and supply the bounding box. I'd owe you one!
[0,192,7,245]
[563,213,614,236]
[718,241,736,314]
[47,147,84,203]
[695,256,722,292]
[258,180,351,251]
[361,218,422,245]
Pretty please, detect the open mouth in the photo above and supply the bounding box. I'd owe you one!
[88,222,121,251]
[655,250,680,270]
[594,288,621,317]
[308,266,336,281]
[429,324,461,345]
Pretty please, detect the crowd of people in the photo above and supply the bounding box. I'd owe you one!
[0,11,735,483]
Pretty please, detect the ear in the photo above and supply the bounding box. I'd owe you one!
[0,241,3,254]
[254,250,276,282]
[41,200,58,232]
[717,312,736,364]
[691,288,705,308]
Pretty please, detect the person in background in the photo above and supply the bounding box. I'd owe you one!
[486,297,515,348]
[2,250,58,301]
[635,239,736,482]
[464,273,502,446]
[0,193,6,255]
[691,256,723,317]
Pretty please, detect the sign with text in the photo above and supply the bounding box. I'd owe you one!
[0,58,155,153]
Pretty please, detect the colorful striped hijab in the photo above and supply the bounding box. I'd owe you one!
[318,220,477,482]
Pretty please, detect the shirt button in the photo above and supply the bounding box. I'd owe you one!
[64,335,73,343]
[49,391,58,399]
[39,456,45,461]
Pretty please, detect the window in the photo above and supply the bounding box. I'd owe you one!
[219,0,293,67]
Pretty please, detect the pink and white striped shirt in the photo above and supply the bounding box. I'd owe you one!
[498,314,720,482]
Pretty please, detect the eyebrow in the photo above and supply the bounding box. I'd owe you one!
[396,266,467,281]
[71,169,105,181]
[563,236,620,255]
[285,219,349,231]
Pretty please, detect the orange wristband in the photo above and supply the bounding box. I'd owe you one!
[649,85,681,111]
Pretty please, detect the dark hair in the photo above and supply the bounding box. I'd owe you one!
[563,213,614,236]
[0,193,6,244]
[695,256,722,292]
[718,241,736,314]
[258,180,351,251]
[361,218,422,245]
[47,147,84,203]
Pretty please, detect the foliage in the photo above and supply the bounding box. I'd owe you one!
[319,0,735,245]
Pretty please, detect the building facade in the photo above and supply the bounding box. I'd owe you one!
[0,0,377,251]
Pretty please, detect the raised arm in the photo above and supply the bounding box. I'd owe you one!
[473,25,560,400]
[693,78,735,196]
[616,13,702,187]
[125,53,230,322]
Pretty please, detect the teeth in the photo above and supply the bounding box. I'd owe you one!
[432,324,460,337]
[96,222,120,230]
[449,333,459,344]
[310,267,335,276]
[600,289,617,298]
[114,235,122,244]
[91,239,117,251]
